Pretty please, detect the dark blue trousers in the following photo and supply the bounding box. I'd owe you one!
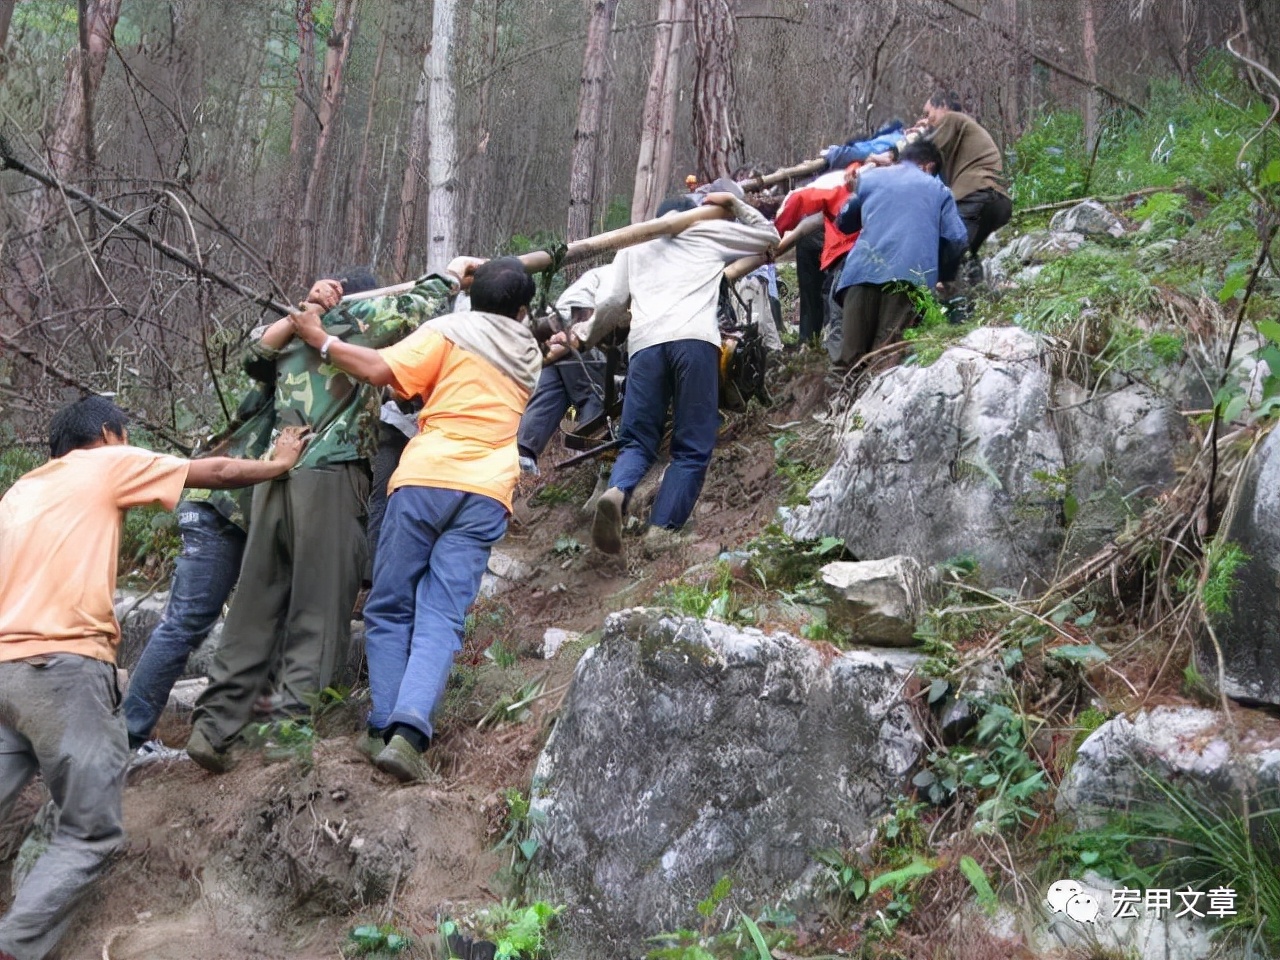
[516,354,606,462]
[607,339,720,529]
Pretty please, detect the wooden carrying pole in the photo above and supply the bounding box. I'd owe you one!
[735,157,826,193]
[723,213,822,283]
[342,204,733,303]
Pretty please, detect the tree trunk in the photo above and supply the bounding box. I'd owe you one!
[692,0,743,182]
[631,0,688,223]
[392,38,430,280]
[271,0,317,286]
[36,0,121,210]
[566,0,620,243]
[0,0,14,53]
[10,0,122,329]
[425,0,459,273]
[1082,0,1099,150]
[299,0,358,280]
[347,17,389,263]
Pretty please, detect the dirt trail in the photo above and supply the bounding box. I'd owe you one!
[14,355,833,960]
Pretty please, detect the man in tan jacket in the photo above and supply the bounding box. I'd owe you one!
[917,91,1012,284]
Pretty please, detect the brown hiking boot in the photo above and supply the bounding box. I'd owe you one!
[592,486,625,554]
[185,726,233,774]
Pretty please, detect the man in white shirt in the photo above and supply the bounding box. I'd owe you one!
[557,192,778,553]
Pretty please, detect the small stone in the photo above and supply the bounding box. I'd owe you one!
[1049,199,1126,237]
[819,556,932,646]
[541,628,580,660]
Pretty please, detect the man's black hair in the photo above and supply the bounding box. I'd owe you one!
[927,90,963,112]
[470,256,536,319]
[901,140,945,173]
[324,267,379,296]
[656,195,697,217]
[48,395,129,458]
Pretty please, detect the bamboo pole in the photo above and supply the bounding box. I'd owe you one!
[723,213,822,282]
[342,203,733,302]
[735,157,826,192]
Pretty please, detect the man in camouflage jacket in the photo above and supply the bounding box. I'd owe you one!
[187,266,466,771]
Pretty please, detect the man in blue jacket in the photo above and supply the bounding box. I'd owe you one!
[833,140,968,369]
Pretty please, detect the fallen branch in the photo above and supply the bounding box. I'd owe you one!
[1013,185,1181,216]
[0,328,192,454]
[0,147,293,316]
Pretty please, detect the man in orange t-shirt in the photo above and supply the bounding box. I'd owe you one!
[0,396,304,960]
[289,257,540,782]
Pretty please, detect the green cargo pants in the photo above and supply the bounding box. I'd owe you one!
[191,463,369,751]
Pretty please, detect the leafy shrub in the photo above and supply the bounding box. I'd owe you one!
[1007,111,1089,206]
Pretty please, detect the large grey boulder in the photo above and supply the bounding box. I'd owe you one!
[787,328,1067,589]
[1058,707,1280,827]
[786,328,1189,591]
[984,229,1086,285]
[1052,380,1186,562]
[1049,199,1126,238]
[1216,425,1280,707]
[531,609,922,954]
[819,556,933,645]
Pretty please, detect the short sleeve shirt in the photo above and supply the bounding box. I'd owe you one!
[378,329,531,512]
[0,445,189,663]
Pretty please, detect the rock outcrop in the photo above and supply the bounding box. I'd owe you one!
[1049,199,1127,238]
[1217,425,1280,708]
[531,609,922,953]
[787,327,1188,591]
[1057,707,1280,826]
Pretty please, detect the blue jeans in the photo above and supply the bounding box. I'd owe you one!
[363,486,507,738]
[516,353,606,462]
[123,502,245,746]
[608,339,720,529]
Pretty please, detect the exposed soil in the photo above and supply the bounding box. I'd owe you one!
[7,353,834,960]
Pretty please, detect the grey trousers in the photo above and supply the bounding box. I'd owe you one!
[0,654,128,960]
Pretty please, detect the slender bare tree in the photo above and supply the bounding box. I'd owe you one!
[0,0,14,54]
[9,0,123,329]
[631,0,688,222]
[272,0,318,285]
[392,37,430,279]
[347,13,389,263]
[567,0,620,242]
[1082,0,1099,148]
[425,0,460,273]
[299,0,359,280]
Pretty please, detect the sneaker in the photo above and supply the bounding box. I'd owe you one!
[641,525,694,559]
[591,486,626,555]
[129,739,187,770]
[519,455,540,476]
[185,726,233,774]
[374,734,441,784]
[355,730,385,762]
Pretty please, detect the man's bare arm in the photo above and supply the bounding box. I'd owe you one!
[185,427,308,489]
